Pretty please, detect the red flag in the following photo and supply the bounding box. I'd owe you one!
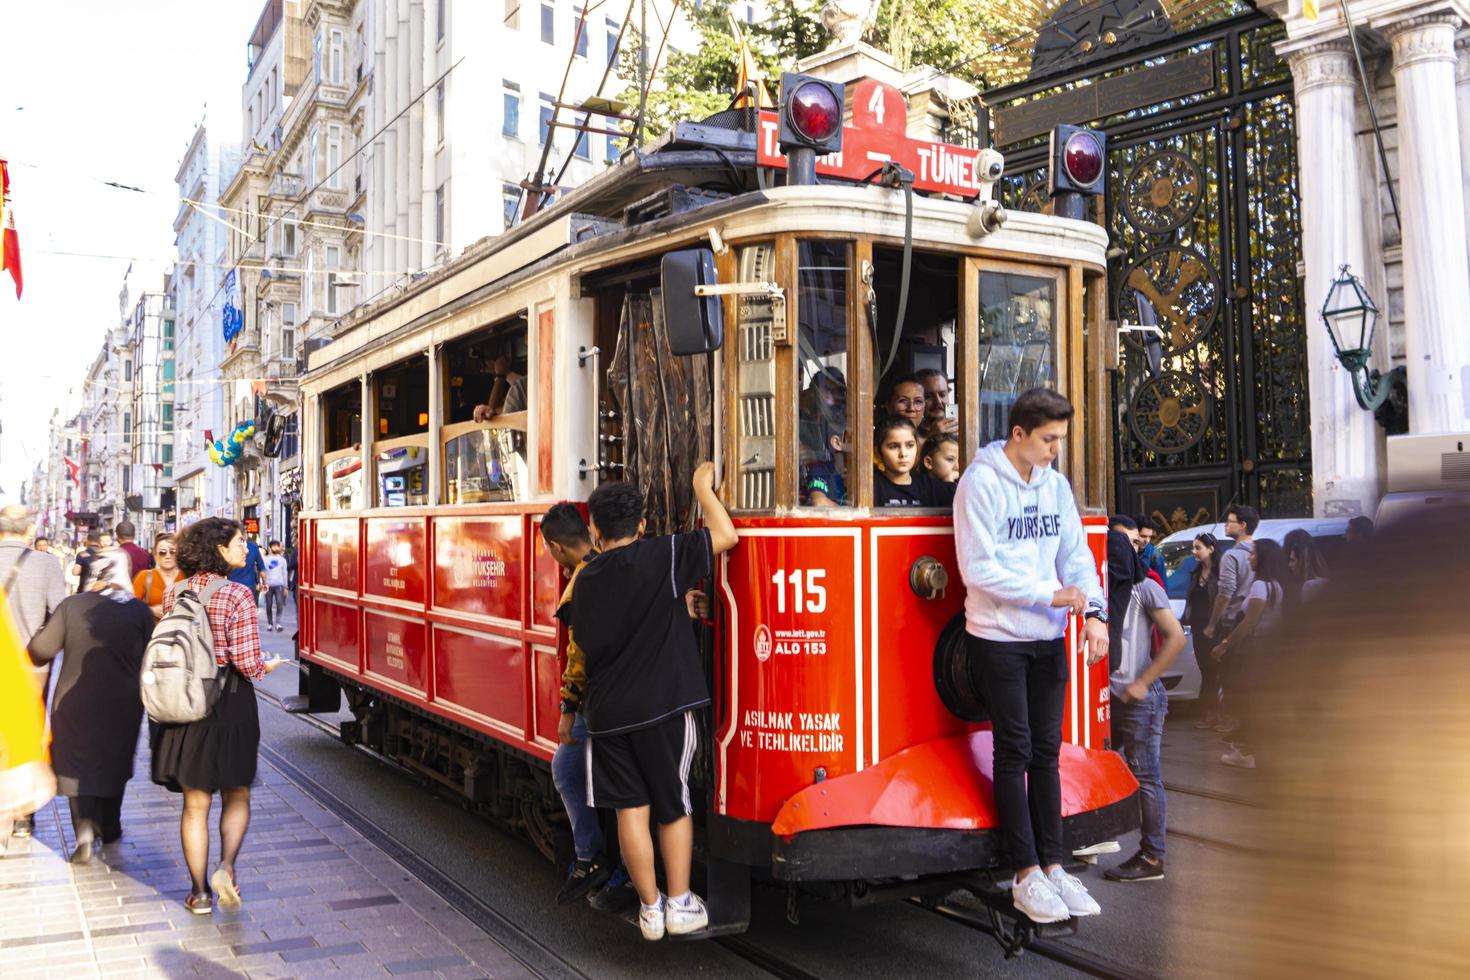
[0,159,22,299]
[63,457,80,485]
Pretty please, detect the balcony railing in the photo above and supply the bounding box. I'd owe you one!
[270,172,305,198]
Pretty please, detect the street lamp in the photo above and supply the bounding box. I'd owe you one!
[1320,264,1404,412]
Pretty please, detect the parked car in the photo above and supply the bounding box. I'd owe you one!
[1152,518,1350,701]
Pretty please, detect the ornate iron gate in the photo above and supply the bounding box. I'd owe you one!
[983,14,1311,533]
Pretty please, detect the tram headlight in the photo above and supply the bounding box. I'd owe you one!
[779,73,844,156]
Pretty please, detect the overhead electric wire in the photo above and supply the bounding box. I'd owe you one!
[549,0,640,193]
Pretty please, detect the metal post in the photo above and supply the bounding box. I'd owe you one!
[787,147,816,186]
[1051,191,1084,221]
[634,0,648,148]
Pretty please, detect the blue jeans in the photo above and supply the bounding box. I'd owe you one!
[551,715,603,860]
[1113,680,1168,858]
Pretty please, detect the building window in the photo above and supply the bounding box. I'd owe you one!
[606,18,619,66]
[605,134,620,164]
[163,360,175,393]
[281,414,300,460]
[282,302,297,360]
[326,245,341,314]
[435,184,447,251]
[572,7,587,57]
[123,412,132,444]
[305,247,315,313]
[539,93,554,147]
[541,3,553,44]
[162,403,174,432]
[502,80,520,138]
[330,29,345,85]
[505,0,519,29]
[327,126,343,187]
[503,183,521,227]
[313,30,323,84]
[574,117,589,159]
[162,443,174,479]
[282,222,296,256]
[163,319,175,352]
[309,128,319,186]
[436,82,446,145]
[124,360,132,382]
[437,0,446,41]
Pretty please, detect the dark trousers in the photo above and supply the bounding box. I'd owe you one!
[971,634,1069,871]
[70,792,125,843]
[1194,630,1222,711]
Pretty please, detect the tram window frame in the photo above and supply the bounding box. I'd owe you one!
[369,355,431,509]
[795,239,854,509]
[728,240,780,512]
[440,313,532,505]
[321,379,364,512]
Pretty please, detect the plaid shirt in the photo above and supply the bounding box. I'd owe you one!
[162,573,266,681]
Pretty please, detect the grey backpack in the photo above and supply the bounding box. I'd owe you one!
[141,578,229,724]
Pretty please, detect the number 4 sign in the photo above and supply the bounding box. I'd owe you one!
[757,78,994,200]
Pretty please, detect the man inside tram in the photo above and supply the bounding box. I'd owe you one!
[470,340,529,423]
[915,367,958,438]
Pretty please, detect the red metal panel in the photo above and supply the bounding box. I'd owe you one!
[364,611,428,695]
[432,515,524,623]
[364,517,427,605]
[314,599,362,674]
[532,644,560,746]
[433,626,527,732]
[529,517,561,632]
[314,518,359,593]
[1061,517,1112,750]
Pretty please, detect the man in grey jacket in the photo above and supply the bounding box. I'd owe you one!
[0,505,67,842]
[1204,504,1257,734]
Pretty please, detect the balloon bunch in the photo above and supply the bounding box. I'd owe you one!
[208,420,257,467]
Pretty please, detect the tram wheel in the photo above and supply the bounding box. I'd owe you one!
[517,781,558,862]
[933,613,990,723]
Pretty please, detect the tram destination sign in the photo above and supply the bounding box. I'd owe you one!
[758,78,993,199]
[991,50,1217,146]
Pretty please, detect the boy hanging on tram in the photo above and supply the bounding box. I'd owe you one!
[559,463,738,940]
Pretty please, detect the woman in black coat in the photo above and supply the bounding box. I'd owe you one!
[28,554,154,863]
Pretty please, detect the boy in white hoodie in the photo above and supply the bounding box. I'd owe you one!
[953,388,1110,925]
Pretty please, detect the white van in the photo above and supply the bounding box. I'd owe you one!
[1152,518,1350,701]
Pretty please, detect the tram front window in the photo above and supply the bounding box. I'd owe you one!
[372,355,430,508]
[798,241,851,507]
[976,269,1059,445]
[442,315,530,503]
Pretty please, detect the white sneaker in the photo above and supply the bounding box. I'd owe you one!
[1046,867,1101,917]
[1011,869,1070,924]
[1221,745,1257,769]
[639,895,666,941]
[665,893,709,936]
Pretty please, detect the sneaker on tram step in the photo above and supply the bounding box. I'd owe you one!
[1104,851,1165,882]
[1214,717,1240,735]
[1010,869,1071,924]
[588,869,637,913]
[665,892,709,936]
[639,894,667,941]
[1220,745,1257,769]
[1045,867,1101,917]
[557,855,612,905]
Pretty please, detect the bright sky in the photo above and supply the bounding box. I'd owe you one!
[0,1,261,505]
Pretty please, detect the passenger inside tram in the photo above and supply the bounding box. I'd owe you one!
[321,380,363,511]
[873,415,957,508]
[442,319,530,503]
[372,355,430,507]
[915,367,958,437]
[921,431,961,483]
[799,368,848,507]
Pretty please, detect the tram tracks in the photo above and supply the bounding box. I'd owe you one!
[912,900,1145,980]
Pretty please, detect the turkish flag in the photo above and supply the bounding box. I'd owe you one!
[0,159,21,299]
[64,457,80,485]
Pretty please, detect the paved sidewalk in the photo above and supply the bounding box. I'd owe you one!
[0,733,530,978]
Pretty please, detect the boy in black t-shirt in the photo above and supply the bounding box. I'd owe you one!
[561,462,739,940]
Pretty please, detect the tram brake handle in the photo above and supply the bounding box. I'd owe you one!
[967,201,1007,238]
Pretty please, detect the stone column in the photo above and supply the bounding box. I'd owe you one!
[1385,14,1470,433]
[1458,33,1470,279]
[1285,40,1382,516]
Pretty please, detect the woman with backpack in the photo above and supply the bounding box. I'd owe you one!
[150,518,283,914]
[1210,538,1288,770]
[132,533,182,621]
[26,554,153,862]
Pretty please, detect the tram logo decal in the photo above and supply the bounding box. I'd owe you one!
[754,624,772,663]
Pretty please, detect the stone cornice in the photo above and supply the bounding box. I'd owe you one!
[1385,14,1462,70]
[1284,39,1360,92]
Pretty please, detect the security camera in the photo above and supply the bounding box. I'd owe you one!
[977,148,1005,203]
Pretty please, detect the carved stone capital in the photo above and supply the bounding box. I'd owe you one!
[1384,14,1462,72]
[1285,39,1359,94]
[1457,33,1470,83]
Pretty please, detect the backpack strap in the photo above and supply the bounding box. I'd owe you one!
[2,549,33,636]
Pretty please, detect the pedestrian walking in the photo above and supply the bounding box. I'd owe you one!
[1282,528,1330,605]
[1183,533,1223,728]
[1133,514,1167,581]
[1204,505,1258,734]
[953,388,1109,924]
[261,541,289,632]
[1211,539,1288,769]
[150,518,285,915]
[0,504,66,844]
[26,554,153,863]
[0,604,54,858]
[226,532,266,606]
[71,530,111,593]
[1102,528,1185,882]
[133,533,183,621]
[114,520,153,578]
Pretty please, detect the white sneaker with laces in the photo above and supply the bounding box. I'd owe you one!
[639,895,666,940]
[1046,867,1101,917]
[1221,745,1257,769]
[665,893,709,935]
[1011,869,1070,924]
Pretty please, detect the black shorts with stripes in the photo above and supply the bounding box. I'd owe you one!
[586,711,697,825]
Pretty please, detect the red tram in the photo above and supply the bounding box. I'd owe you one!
[292,74,1138,938]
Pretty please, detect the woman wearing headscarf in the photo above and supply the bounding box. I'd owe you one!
[26,552,154,862]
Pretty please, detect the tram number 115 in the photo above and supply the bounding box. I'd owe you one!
[771,569,828,614]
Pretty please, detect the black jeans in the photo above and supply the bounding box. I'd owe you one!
[971,634,1070,871]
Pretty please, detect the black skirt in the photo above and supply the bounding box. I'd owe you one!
[150,671,260,793]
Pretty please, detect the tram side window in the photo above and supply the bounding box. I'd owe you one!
[322,380,363,511]
[871,247,959,507]
[372,354,430,507]
[442,315,530,503]
[797,241,850,507]
[975,270,1057,446]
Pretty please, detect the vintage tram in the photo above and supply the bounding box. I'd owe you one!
[292,73,1138,938]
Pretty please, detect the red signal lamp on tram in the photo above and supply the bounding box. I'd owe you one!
[779,72,845,186]
[1048,124,1107,220]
